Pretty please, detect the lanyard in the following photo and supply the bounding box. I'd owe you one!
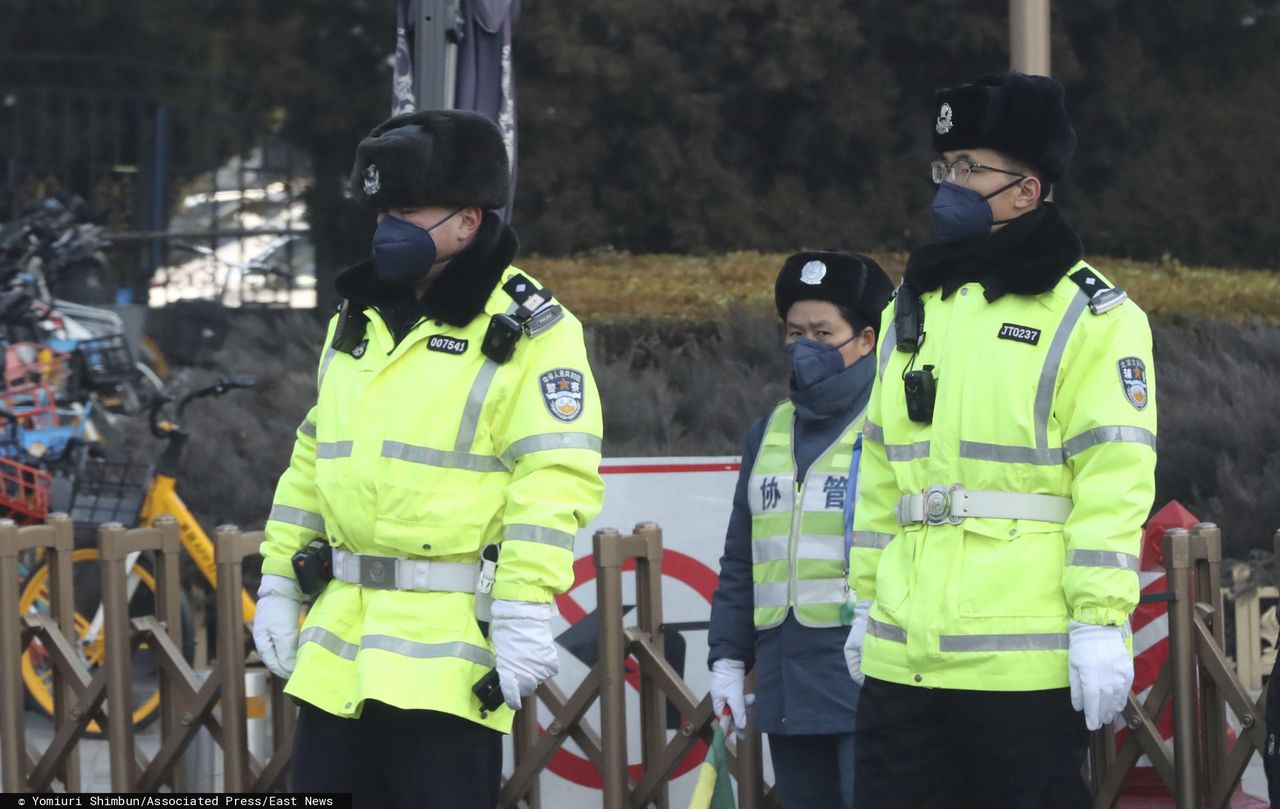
[843,436,862,574]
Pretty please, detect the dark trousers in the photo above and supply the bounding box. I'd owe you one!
[855,677,1090,809]
[291,699,503,809]
[769,732,856,809]
[1264,650,1280,807]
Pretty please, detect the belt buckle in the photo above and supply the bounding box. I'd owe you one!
[924,486,950,526]
[359,555,397,589]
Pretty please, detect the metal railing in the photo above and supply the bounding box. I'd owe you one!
[4,516,1275,806]
[1088,523,1271,809]
[500,522,778,809]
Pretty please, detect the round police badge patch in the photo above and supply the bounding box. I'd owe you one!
[1117,357,1149,410]
[540,368,585,422]
[800,260,827,285]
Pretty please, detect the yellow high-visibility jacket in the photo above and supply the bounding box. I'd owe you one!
[849,262,1156,691]
[260,267,604,731]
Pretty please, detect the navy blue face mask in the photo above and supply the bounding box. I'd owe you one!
[929,179,1023,245]
[371,209,462,285]
[785,336,854,390]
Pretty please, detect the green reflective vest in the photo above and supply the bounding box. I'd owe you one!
[749,400,864,629]
[850,262,1155,691]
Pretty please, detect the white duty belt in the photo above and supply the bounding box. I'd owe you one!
[896,484,1073,526]
[331,547,481,593]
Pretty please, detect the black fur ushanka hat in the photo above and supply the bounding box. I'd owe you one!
[932,71,1077,184]
[349,109,510,210]
[774,251,893,330]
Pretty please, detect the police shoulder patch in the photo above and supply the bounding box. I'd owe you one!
[1117,357,1149,410]
[540,368,585,422]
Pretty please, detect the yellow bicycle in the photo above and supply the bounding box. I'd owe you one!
[18,375,258,733]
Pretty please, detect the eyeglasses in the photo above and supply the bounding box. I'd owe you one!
[930,157,1026,186]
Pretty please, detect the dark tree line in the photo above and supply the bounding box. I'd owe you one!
[4,0,1280,294]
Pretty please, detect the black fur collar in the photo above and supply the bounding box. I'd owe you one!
[903,203,1084,302]
[334,212,519,329]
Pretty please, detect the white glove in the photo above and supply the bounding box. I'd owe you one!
[491,599,560,710]
[709,659,754,736]
[1068,620,1133,731]
[253,574,303,680]
[843,600,872,685]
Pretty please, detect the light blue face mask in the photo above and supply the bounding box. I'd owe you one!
[785,336,854,389]
[929,179,1023,245]
[371,209,462,285]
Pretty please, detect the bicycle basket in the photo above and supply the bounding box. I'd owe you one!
[75,334,138,387]
[0,456,52,524]
[67,453,150,528]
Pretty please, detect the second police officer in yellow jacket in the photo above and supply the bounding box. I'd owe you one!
[251,110,604,808]
[845,72,1157,809]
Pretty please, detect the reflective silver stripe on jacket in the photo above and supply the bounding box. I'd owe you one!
[455,359,500,453]
[1067,549,1140,572]
[851,531,894,550]
[884,440,931,462]
[317,346,337,391]
[938,632,1069,652]
[1033,291,1090,450]
[754,581,790,608]
[299,418,317,439]
[878,321,897,381]
[752,535,846,564]
[793,578,847,605]
[958,441,1063,466]
[501,432,602,468]
[753,579,846,608]
[505,523,576,551]
[1062,426,1157,460]
[299,626,495,667]
[381,440,506,473]
[316,440,354,459]
[268,504,325,534]
[867,618,906,644]
[861,420,884,443]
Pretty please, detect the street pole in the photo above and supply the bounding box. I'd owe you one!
[1010,0,1051,76]
[412,0,462,110]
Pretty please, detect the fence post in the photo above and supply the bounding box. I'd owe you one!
[594,528,630,809]
[1192,524,1228,797]
[0,520,25,792]
[215,525,259,792]
[1164,527,1200,809]
[737,671,765,809]
[633,522,669,809]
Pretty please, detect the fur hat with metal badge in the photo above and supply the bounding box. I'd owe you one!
[931,71,1077,184]
[349,109,510,210]
[774,251,894,329]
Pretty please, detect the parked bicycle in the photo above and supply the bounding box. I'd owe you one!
[18,374,258,732]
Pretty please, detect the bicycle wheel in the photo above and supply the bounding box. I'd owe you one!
[18,547,194,736]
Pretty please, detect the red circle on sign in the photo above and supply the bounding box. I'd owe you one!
[545,549,718,788]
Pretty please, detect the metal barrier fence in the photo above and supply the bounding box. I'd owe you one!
[2,517,1275,806]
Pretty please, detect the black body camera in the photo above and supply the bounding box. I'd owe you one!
[473,668,505,715]
[482,313,524,364]
[904,365,937,424]
[290,538,334,596]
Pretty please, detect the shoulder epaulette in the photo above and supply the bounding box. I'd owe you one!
[502,273,564,337]
[1069,267,1128,315]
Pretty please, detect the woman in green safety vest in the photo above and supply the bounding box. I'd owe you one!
[708,251,893,809]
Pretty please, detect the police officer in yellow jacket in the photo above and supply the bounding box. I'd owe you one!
[844,72,1156,809]
[251,109,604,808]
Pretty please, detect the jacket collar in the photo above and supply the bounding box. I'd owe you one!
[334,212,520,330]
[903,202,1084,303]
